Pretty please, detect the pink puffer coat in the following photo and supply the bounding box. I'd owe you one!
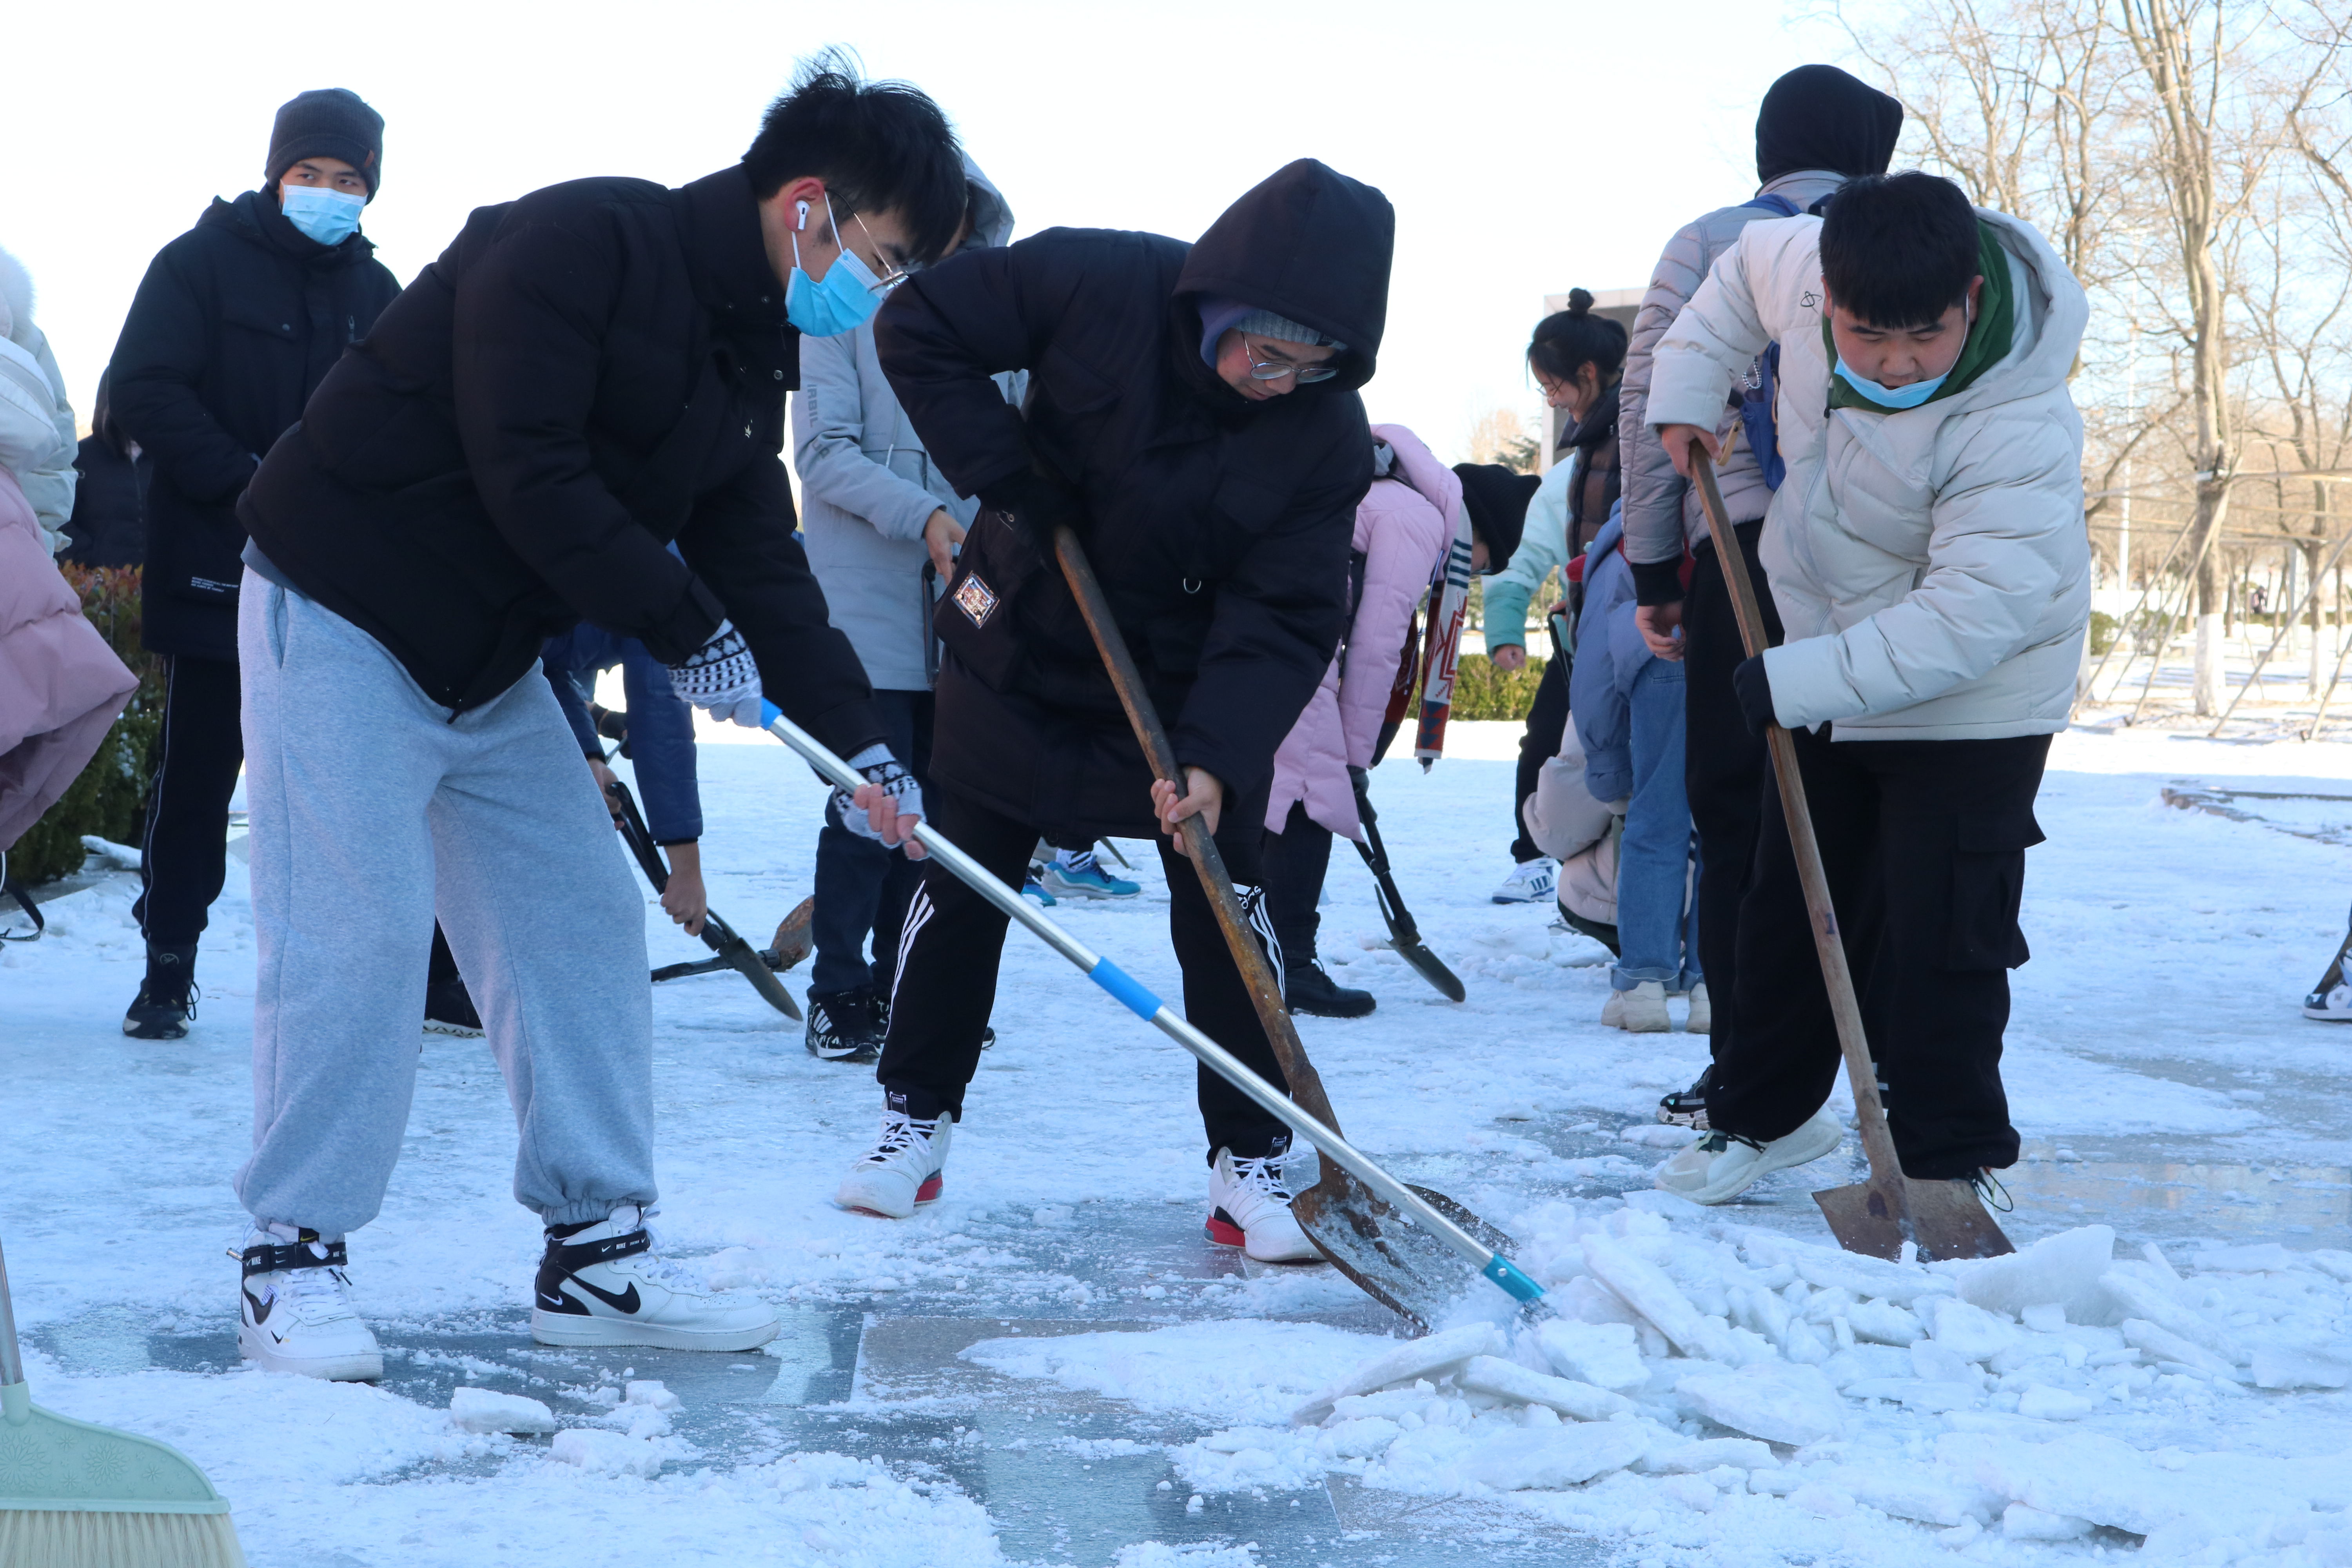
[0,468,137,849]
[1265,424,1457,839]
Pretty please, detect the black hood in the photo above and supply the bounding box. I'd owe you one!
[1755,65,1904,184]
[1454,462,1541,573]
[1173,158,1394,391]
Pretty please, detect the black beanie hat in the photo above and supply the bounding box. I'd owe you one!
[266,89,385,200]
[1452,463,1542,574]
[1754,65,1903,185]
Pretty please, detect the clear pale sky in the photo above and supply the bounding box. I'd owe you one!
[3,0,1855,466]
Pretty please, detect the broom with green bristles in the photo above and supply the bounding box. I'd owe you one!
[0,1235,247,1567]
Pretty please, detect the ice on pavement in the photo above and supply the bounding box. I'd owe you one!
[4,725,2352,1565]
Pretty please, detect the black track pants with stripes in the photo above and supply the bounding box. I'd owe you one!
[875,784,1295,1162]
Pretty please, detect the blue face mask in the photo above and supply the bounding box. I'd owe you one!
[280,184,365,247]
[1833,357,1948,410]
[1832,298,1974,411]
[786,197,892,337]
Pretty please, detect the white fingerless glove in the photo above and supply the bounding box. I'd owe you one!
[834,744,924,846]
[666,620,764,727]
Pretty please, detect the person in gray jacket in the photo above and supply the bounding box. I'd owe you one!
[793,159,1025,1063]
[1619,64,1902,1128]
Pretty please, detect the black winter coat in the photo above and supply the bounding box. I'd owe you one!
[876,159,1392,838]
[63,433,149,570]
[109,191,399,659]
[240,166,880,759]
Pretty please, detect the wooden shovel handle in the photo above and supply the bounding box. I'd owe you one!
[1051,526,1345,1139]
[1688,455,1907,1195]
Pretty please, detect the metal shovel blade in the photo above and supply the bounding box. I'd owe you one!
[1813,1175,2016,1263]
[1385,935,1466,1003]
[1294,1174,1517,1333]
[711,926,803,1019]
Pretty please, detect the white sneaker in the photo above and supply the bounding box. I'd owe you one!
[1601,980,1671,1032]
[1655,1109,1844,1205]
[1491,858,1559,905]
[2303,981,2352,1021]
[236,1225,384,1381]
[835,1109,953,1219]
[1206,1147,1319,1263]
[1682,982,1711,1035]
[530,1205,778,1352]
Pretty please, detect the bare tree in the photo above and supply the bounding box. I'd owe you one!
[1466,408,1542,474]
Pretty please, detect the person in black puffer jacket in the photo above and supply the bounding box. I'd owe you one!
[62,372,150,570]
[107,89,400,1040]
[837,159,1394,1265]
[223,62,969,1383]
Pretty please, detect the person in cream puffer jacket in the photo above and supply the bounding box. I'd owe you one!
[1647,200,2089,741]
[1644,171,2087,1193]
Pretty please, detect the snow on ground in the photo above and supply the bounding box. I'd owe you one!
[2,719,2349,1565]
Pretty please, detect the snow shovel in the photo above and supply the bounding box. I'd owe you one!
[1050,527,1517,1329]
[650,898,814,986]
[1688,452,2013,1263]
[1,1235,249,1566]
[1346,765,1465,1002]
[605,779,802,1021]
[756,699,1545,1327]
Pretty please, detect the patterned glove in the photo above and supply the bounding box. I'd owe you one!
[666,620,764,727]
[833,744,925,847]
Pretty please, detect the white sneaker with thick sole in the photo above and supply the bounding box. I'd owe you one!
[1601,980,1671,1032]
[531,1205,778,1352]
[1682,982,1711,1035]
[1655,1109,1845,1205]
[835,1109,953,1219]
[2303,980,2352,1021]
[236,1225,384,1381]
[1491,858,1559,905]
[1206,1148,1319,1263]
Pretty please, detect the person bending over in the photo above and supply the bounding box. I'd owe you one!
[227,61,964,1379]
[1645,171,2087,1205]
[843,159,1394,1263]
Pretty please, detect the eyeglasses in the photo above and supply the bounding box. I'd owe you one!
[1240,334,1338,384]
[845,209,911,296]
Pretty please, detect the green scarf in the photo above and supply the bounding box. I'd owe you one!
[1822,219,2014,413]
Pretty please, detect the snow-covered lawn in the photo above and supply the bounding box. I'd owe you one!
[2,720,2347,1566]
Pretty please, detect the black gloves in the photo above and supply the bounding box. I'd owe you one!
[1732,654,1778,737]
[976,468,1083,552]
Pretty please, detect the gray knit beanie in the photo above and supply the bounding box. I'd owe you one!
[1235,307,1343,351]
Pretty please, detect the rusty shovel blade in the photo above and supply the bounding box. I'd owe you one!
[1293,1174,1518,1334]
[1813,1176,2016,1263]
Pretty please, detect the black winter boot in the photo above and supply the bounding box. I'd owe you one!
[806,987,884,1063]
[125,942,200,1039]
[424,975,484,1037]
[1285,960,1376,1019]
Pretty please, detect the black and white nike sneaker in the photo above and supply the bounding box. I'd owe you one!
[805,987,883,1063]
[531,1204,779,1352]
[236,1224,384,1381]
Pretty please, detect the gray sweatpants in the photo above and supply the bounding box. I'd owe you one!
[235,570,657,1237]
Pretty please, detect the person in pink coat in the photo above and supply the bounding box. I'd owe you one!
[0,474,139,858]
[1259,423,1456,1016]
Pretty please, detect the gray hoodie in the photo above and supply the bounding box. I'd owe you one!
[793,161,1023,690]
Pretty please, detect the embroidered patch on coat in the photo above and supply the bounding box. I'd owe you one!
[954,574,1000,628]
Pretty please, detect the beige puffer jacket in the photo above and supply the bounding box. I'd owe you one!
[1645,209,2089,741]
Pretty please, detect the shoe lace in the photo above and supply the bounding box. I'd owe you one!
[276,1256,353,1319]
[863,1112,938,1166]
[1699,1131,1763,1155]
[1226,1153,1292,1203]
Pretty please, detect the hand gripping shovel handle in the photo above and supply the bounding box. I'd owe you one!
[1688,452,2010,1260]
[758,698,1543,1308]
[607,776,801,1019]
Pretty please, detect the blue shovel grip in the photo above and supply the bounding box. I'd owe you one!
[1482,1255,1546,1304]
[1088,958,1163,1020]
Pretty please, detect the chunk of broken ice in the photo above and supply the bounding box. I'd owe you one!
[1461,1420,1648,1490]
[448,1387,557,1435]
[1530,1318,1647,1392]
[1677,1361,1847,1446]
[1950,1225,2115,1325]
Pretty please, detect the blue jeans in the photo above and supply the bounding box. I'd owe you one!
[1612,658,1702,993]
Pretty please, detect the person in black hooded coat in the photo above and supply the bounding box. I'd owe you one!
[106,89,401,1038]
[844,158,1394,1261]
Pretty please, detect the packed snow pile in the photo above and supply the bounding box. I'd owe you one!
[984,1203,2352,1561]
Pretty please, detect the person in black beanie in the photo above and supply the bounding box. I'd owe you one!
[1616,63,1902,1128]
[108,88,399,1040]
